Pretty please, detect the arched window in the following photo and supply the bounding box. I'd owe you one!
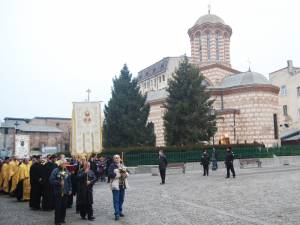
[207,32,211,61]
[199,35,202,62]
[216,32,220,61]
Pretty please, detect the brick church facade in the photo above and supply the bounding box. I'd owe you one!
[137,11,280,147]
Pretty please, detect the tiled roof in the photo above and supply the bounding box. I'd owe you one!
[219,71,270,88]
[18,124,63,133]
[138,58,170,82]
[195,14,225,26]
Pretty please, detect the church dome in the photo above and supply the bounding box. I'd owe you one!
[219,70,270,88]
[194,14,225,26]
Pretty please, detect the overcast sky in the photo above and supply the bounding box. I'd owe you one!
[0,0,299,121]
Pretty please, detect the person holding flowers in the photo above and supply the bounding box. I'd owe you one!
[49,159,72,225]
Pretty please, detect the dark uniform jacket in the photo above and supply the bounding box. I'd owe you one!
[159,154,168,170]
[225,151,235,165]
[201,153,210,166]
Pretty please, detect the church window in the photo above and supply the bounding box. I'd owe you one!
[147,81,150,88]
[159,76,161,83]
[207,33,211,61]
[216,32,220,61]
[283,105,288,116]
[273,114,279,140]
[162,75,165,81]
[297,86,300,96]
[199,35,202,62]
[281,85,287,96]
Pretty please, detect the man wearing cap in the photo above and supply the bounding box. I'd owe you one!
[49,159,72,225]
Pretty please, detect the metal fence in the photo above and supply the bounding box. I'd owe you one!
[102,145,300,167]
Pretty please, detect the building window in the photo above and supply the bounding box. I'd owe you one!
[216,32,220,61]
[273,114,279,140]
[162,75,165,81]
[147,81,150,88]
[281,85,287,96]
[4,128,8,135]
[283,105,288,116]
[199,35,202,62]
[207,33,211,61]
[143,82,146,88]
[297,87,300,97]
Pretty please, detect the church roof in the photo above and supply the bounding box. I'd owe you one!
[194,13,225,26]
[219,70,271,88]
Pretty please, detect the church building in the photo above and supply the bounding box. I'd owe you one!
[137,10,280,147]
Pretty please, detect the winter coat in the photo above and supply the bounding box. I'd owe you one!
[76,169,97,205]
[225,151,235,165]
[201,152,210,166]
[159,155,168,170]
[49,167,72,196]
[108,163,129,191]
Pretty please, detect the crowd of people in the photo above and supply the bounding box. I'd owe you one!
[0,148,235,225]
[0,153,128,225]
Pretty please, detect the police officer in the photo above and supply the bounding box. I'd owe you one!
[201,150,210,176]
[225,147,236,178]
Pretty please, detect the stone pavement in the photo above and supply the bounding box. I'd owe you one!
[0,166,300,225]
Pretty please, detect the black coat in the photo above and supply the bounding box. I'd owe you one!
[41,161,57,210]
[159,155,168,170]
[201,153,210,166]
[77,169,96,205]
[225,151,235,165]
[29,162,43,208]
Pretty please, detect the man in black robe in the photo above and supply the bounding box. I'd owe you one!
[29,156,43,210]
[77,162,97,221]
[41,155,57,210]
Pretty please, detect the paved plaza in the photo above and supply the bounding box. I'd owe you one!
[0,166,300,225]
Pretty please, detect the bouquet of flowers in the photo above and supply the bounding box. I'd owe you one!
[57,170,68,196]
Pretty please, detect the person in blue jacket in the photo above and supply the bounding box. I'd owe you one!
[49,159,72,225]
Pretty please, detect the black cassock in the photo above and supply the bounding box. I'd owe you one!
[41,162,57,210]
[29,162,43,209]
[77,170,97,219]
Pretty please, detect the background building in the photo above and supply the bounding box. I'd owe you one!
[138,10,280,147]
[269,60,300,143]
[0,117,71,156]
